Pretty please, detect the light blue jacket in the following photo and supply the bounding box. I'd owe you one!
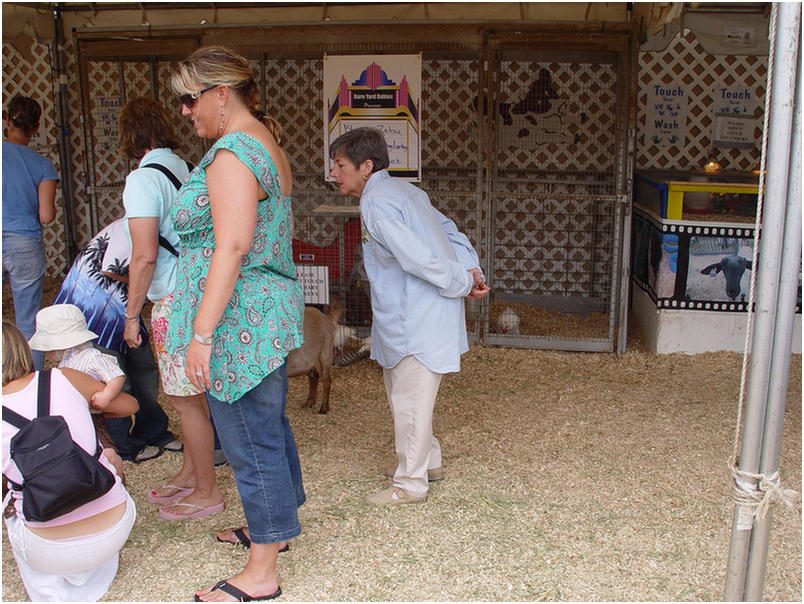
[360,170,481,373]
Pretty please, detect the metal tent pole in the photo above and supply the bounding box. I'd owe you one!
[52,4,79,265]
[723,2,800,600]
[743,15,802,599]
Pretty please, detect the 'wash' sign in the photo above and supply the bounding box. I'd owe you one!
[645,83,689,146]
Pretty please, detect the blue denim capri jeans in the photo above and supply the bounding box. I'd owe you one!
[206,361,305,545]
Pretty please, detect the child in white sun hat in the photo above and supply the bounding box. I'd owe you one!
[29,304,127,430]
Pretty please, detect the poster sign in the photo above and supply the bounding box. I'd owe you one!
[645,83,689,146]
[93,96,123,150]
[712,85,757,149]
[324,54,421,180]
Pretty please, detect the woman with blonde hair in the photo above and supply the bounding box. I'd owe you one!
[168,45,304,602]
[2,321,138,601]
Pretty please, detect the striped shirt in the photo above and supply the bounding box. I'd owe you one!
[60,343,124,386]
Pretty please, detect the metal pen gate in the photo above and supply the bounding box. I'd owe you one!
[482,33,634,353]
[272,50,487,345]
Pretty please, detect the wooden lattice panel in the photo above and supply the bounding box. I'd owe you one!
[421,59,480,169]
[419,59,483,252]
[637,29,766,171]
[262,57,339,246]
[269,57,485,246]
[492,194,614,297]
[264,58,323,184]
[122,62,150,100]
[2,40,70,275]
[495,60,618,173]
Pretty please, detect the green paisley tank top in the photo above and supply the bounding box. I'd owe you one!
[166,131,304,402]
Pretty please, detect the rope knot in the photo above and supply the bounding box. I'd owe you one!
[729,457,798,525]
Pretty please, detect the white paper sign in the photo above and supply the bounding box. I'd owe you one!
[296,265,329,305]
[645,83,689,146]
[93,97,123,149]
[713,85,756,116]
[712,85,757,148]
[713,114,756,148]
[722,25,757,49]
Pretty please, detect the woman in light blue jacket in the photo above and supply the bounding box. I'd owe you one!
[329,127,490,505]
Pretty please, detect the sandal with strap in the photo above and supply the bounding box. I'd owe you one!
[216,526,289,552]
[194,579,281,602]
[159,501,224,521]
[146,484,195,505]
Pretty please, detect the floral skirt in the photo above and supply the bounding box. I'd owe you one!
[151,294,203,397]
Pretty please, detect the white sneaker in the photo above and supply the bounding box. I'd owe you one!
[134,445,162,463]
[161,438,183,452]
[366,487,427,505]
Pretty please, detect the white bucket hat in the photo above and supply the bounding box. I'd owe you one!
[28,304,98,351]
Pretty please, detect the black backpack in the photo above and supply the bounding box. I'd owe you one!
[2,370,116,522]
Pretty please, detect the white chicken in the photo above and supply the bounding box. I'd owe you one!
[497,306,520,335]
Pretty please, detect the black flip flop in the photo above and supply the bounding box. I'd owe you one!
[194,579,281,602]
[216,527,289,552]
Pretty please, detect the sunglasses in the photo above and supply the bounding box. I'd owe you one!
[178,85,216,109]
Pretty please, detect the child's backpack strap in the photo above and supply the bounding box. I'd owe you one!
[37,369,51,418]
[2,370,51,428]
[2,406,28,429]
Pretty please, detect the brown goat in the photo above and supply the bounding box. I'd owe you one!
[286,305,342,414]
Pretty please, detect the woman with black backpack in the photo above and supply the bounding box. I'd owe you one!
[1,321,138,601]
[118,96,224,519]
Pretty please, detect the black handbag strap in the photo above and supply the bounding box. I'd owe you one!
[142,162,184,189]
[141,162,192,257]
[158,235,179,257]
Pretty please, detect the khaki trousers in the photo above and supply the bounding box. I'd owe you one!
[383,355,442,498]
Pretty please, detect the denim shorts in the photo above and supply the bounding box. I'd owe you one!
[207,362,305,544]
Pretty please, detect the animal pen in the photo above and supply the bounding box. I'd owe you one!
[6,23,636,355]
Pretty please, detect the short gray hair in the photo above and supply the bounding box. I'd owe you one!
[329,127,389,172]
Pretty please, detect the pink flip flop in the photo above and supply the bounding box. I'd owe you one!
[159,501,224,521]
[146,484,195,505]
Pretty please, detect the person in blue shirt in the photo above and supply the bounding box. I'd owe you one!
[2,95,59,370]
[329,127,490,505]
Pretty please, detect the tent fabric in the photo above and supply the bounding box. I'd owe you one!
[4,2,633,43]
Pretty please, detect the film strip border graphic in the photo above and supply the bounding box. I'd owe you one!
[632,208,802,315]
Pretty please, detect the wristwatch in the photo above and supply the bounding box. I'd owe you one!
[193,332,213,345]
